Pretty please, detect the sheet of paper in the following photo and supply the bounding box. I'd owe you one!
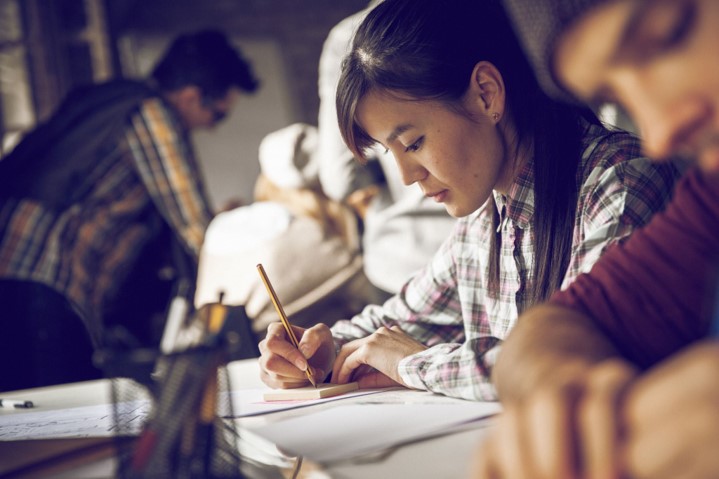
[0,400,150,441]
[229,387,390,417]
[247,401,502,463]
[0,387,391,440]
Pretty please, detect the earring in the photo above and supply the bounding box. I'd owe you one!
[492,112,500,122]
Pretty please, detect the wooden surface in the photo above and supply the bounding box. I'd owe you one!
[262,382,359,401]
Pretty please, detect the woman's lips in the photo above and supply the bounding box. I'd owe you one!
[426,189,448,203]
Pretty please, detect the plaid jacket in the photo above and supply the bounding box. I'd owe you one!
[331,124,681,400]
[0,95,213,344]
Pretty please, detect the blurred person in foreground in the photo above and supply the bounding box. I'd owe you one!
[474,1,719,478]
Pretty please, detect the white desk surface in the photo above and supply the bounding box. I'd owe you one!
[0,359,494,479]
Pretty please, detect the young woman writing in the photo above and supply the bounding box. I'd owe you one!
[258,0,680,400]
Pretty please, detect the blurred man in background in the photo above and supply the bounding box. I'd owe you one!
[0,29,259,391]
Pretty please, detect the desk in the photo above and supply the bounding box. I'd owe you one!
[0,359,495,478]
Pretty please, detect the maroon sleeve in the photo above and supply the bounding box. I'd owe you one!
[551,167,719,369]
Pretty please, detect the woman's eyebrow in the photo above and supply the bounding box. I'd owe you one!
[386,124,413,144]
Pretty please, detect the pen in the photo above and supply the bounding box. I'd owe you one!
[0,399,34,408]
[256,263,317,387]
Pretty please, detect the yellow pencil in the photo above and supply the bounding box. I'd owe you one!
[256,264,317,387]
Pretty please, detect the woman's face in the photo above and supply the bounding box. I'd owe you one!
[555,0,719,171]
[356,90,513,218]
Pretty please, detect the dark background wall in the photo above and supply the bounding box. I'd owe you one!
[107,0,368,124]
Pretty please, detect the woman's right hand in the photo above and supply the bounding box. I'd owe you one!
[258,322,336,389]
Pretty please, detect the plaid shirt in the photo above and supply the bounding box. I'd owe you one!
[0,97,213,344]
[331,124,681,400]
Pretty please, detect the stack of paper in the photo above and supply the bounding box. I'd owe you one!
[247,401,501,463]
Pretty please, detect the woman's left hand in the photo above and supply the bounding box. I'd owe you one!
[331,325,427,388]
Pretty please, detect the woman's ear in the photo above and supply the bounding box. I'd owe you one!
[467,61,506,123]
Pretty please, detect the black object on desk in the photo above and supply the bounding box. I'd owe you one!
[0,398,34,408]
[97,303,252,478]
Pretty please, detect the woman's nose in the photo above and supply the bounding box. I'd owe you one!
[394,153,428,186]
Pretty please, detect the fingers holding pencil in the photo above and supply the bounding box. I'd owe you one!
[296,323,337,384]
[257,264,316,387]
[259,323,313,388]
[258,320,336,389]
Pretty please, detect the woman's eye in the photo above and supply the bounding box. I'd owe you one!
[405,137,424,153]
[658,2,694,49]
[637,1,695,57]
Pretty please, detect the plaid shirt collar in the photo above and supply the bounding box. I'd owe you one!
[492,153,536,231]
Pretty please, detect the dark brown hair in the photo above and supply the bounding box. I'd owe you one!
[151,29,260,101]
[336,0,600,307]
